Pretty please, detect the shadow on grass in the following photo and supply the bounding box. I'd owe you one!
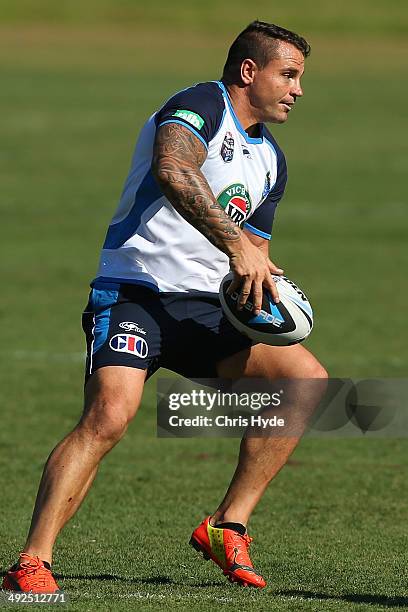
[55,574,222,588]
[54,574,174,585]
[0,569,223,589]
[278,590,408,608]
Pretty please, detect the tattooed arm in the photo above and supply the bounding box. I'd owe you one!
[152,122,242,256]
[152,122,282,311]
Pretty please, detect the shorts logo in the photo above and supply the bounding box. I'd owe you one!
[109,334,148,358]
[119,321,146,335]
[172,109,204,130]
[217,183,251,227]
[220,132,234,162]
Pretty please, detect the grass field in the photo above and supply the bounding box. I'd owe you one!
[1,2,407,610]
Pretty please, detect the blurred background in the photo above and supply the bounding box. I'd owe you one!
[1,1,407,609]
[2,0,407,377]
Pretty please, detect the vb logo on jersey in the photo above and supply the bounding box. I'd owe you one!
[217,183,251,227]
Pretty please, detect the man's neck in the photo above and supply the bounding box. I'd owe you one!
[223,82,261,138]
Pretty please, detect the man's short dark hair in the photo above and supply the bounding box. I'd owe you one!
[222,21,311,83]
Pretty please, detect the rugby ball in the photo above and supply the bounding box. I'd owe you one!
[219,273,313,346]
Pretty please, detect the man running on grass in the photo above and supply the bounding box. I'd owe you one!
[3,20,327,592]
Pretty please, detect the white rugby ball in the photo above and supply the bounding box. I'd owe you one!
[219,273,313,346]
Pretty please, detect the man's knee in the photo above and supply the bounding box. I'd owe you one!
[275,348,329,380]
[301,358,328,380]
[79,396,136,447]
[78,367,145,448]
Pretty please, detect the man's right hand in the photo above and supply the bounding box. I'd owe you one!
[227,234,283,315]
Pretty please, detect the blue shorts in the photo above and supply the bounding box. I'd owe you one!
[82,282,253,382]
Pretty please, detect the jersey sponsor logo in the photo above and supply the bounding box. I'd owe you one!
[262,171,272,199]
[217,183,251,227]
[109,334,148,358]
[119,321,146,335]
[172,109,205,130]
[220,131,234,162]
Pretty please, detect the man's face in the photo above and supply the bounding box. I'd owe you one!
[246,41,305,124]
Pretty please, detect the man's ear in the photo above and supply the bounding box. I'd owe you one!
[240,58,258,85]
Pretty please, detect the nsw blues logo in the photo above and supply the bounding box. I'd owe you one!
[220,131,234,163]
[109,334,148,358]
[262,171,272,199]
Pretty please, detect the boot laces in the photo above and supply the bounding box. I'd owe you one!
[226,532,253,564]
[242,534,253,546]
[229,532,252,548]
[18,555,52,589]
[19,555,43,573]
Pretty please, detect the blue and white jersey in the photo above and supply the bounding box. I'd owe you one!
[94,81,287,294]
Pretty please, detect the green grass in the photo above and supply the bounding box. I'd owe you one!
[1,0,407,36]
[1,3,407,610]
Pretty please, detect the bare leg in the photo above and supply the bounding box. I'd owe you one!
[212,344,328,526]
[23,366,146,564]
[211,437,301,526]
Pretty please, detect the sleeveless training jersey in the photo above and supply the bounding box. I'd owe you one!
[94,81,287,294]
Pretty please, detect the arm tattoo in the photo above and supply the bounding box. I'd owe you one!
[152,123,241,253]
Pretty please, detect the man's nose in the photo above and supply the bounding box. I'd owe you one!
[291,79,303,98]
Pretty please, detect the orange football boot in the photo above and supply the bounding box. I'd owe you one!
[190,516,266,588]
[2,553,60,593]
